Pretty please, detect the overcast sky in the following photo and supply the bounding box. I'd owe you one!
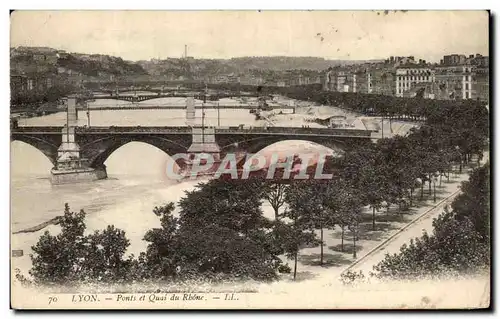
[10,10,489,62]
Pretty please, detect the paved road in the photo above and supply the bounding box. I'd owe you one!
[345,152,490,277]
[345,185,462,276]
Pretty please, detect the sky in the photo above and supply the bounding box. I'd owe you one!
[10,10,489,62]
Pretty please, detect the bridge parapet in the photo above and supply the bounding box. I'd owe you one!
[11,126,64,134]
[215,127,374,137]
[75,126,193,134]
[13,126,374,137]
[79,105,294,111]
[90,93,261,102]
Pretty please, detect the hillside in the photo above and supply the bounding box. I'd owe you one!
[58,53,147,77]
[139,56,384,77]
[226,56,381,71]
[10,46,383,79]
[10,47,147,77]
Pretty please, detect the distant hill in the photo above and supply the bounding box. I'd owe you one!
[139,56,384,76]
[10,47,147,77]
[58,53,147,77]
[225,56,382,71]
[10,46,383,79]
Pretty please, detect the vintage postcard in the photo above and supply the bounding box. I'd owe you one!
[10,10,490,310]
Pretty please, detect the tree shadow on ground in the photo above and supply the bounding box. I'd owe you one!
[329,243,363,254]
[299,241,320,249]
[353,222,401,241]
[359,211,409,224]
[358,221,400,233]
[434,188,456,196]
[298,253,352,268]
[414,193,455,208]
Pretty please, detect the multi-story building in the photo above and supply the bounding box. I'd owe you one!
[369,67,395,96]
[11,72,56,97]
[434,64,474,100]
[394,64,435,97]
[11,74,29,95]
[324,68,351,92]
[324,65,391,94]
[473,66,489,102]
[441,54,467,66]
[469,54,489,102]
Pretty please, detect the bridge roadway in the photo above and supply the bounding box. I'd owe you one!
[95,87,248,94]
[78,105,294,111]
[89,92,261,103]
[12,126,374,138]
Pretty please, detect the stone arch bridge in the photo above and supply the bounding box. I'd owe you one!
[90,92,261,103]
[11,126,374,176]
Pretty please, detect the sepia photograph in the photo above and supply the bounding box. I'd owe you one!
[9,9,491,310]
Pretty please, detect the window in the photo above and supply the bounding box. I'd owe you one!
[465,83,469,90]
[465,92,470,99]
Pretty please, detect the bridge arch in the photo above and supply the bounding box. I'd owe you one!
[219,136,348,169]
[10,135,59,165]
[11,140,55,176]
[101,141,187,177]
[79,135,190,169]
[220,135,348,156]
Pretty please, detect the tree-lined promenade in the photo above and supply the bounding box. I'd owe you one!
[16,86,490,288]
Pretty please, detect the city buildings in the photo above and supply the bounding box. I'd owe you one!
[10,73,55,95]
[322,54,489,102]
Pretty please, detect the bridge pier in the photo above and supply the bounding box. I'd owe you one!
[51,126,107,184]
[50,97,107,184]
[181,126,222,178]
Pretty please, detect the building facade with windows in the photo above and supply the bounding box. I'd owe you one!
[395,65,435,97]
[434,65,474,100]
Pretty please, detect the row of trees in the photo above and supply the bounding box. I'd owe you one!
[372,163,490,280]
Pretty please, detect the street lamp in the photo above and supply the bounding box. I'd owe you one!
[349,220,359,259]
[381,115,384,139]
[352,225,357,259]
[455,145,462,174]
[217,101,220,127]
[432,173,439,203]
[86,105,90,127]
[416,177,423,201]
